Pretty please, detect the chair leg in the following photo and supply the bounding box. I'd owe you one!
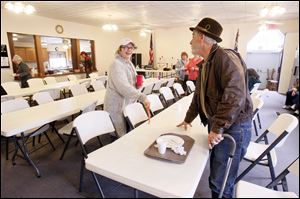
[60,135,73,160]
[91,172,105,198]
[38,134,42,143]
[267,153,277,190]
[257,113,262,129]
[253,120,258,136]
[32,136,35,147]
[134,189,139,198]
[6,137,9,160]
[79,158,85,192]
[43,132,56,151]
[51,122,65,143]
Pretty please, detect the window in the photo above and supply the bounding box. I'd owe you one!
[41,36,72,75]
[12,33,38,75]
[247,29,285,52]
[8,32,95,77]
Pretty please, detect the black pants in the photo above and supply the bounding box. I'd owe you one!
[285,90,299,106]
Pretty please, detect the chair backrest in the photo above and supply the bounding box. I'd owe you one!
[186,80,195,93]
[152,80,163,91]
[41,88,61,100]
[1,95,15,103]
[142,83,154,95]
[81,100,98,114]
[267,113,298,148]
[1,82,21,93]
[288,158,299,177]
[43,77,57,85]
[252,96,264,116]
[147,94,164,115]
[91,80,105,91]
[69,84,88,96]
[27,78,45,88]
[67,74,78,81]
[73,111,116,145]
[32,91,54,105]
[250,83,261,94]
[159,87,175,101]
[173,83,185,98]
[166,78,175,88]
[1,98,29,113]
[89,72,99,79]
[124,102,148,128]
[96,76,108,87]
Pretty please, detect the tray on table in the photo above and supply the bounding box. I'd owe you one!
[144,133,195,164]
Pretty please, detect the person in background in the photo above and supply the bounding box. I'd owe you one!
[104,38,150,137]
[175,52,189,89]
[177,17,253,198]
[80,51,93,78]
[283,78,299,116]
[12,55,32,88]
[185,55,203,85]
[247,68,261,91]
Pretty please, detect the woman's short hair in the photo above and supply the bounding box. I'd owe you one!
[181,52,188,58]
[12,55,23,62]
[247,68,260,79]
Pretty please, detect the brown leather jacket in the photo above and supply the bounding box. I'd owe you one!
[184,44,253,134]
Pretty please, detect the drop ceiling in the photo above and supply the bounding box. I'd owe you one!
[2,1,299,31]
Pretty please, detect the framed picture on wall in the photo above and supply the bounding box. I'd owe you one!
[1,44,10,68]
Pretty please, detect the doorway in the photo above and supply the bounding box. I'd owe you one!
[245,29,285,90]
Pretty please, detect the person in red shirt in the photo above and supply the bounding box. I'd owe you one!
[185,55,203,84]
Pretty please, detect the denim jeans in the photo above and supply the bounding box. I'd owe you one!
[208,119,252,198]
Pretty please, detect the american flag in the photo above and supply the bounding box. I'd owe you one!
[234,29,239,52]
[148,33,154,65]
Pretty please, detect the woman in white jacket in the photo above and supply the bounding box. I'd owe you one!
[104,38,150,137]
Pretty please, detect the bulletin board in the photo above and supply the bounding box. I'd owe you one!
[1,44,10,68]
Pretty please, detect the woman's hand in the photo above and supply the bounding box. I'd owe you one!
[144,99,151,123]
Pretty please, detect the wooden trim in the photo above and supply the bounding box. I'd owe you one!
[90,40,96,71]
[7,32,16,73]
[71,39,80,70]
[34,35,44,77]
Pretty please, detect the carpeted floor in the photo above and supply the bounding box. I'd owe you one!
[1,91,299,198]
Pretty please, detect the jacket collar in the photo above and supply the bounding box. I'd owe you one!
[206,44,219,63]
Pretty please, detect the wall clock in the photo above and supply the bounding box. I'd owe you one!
[55,25,64,34]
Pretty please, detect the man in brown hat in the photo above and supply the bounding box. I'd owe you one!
[177,17,253,198]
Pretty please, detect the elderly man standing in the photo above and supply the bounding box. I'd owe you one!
[177,18,253,198]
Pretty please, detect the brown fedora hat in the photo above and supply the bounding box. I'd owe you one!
[190,17,223,43]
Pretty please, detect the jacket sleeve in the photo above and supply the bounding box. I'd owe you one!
[109,60,146,103]
[210,52,247,134]
[184,91,199,123]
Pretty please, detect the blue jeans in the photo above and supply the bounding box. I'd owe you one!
[208,119,252,198]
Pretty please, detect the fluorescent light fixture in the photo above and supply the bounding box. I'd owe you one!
[5,2,36,15]
[140,30,147,37]
[260,8,269,17]
[13,37,18,41]
[260,6,286,18]
[102,24,118,31]
[24,5,36,15]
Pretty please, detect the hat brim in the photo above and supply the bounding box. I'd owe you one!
[189,27,222,43]
[120,42,137,49]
